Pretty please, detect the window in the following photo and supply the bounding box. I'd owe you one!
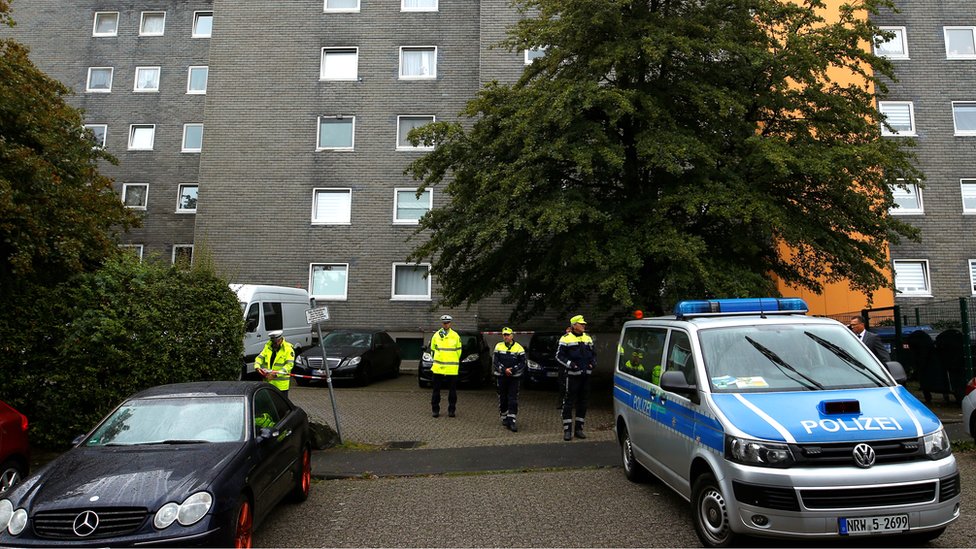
[321,48,358,80]
[262,302,283,331]
[177,184,198,213]
[893,260,930,296]
[665,330,697,387]
[140,12,166,36]
[182,124,203,152]
[317,116,355,150]
[187,66,208,94]
[312,188,352,224]
[172,245,194,268]
[890,181,922,214]
[84,124,107,148]
[122,183,148,210]
[397,115,435,149]
[878,101,915,136]
[192,11,213,38]
[524,47,546,64]
[399,46,436,79]
[970,260,976,295]
[309,264,349,300]
[402,0,437,11]
[874,27,908,59]
[93,12,119,37]
[324,0,360,12]
[944,27,976,59]
[120,244,144,261]
[128,125,156,150]
[86,67,113,92]
[961,179,976,213]
[618,326,667,384]
[392,263,431,300]
[134,67,160,92]
[394,188,431,224]
[952,102,976,136]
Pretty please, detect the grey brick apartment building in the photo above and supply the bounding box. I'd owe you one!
[4,1,971,338]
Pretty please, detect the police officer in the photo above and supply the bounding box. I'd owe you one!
[255,330,295,398]
[430,314,462,418]
[493,327,526,432]
[556,315,597,441]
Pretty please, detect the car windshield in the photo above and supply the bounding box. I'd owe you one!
[323,331,372,348]
[85,396,246,446]
[699,324,892,393]
[529,334,560,354]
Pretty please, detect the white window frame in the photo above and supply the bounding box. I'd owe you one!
[316,116,355,151]
[86,67,114,93]
[893,260,931,297]
[969,260,976,295]
[394,188,432,225]
[874,26,908,60]
[192,11,213,38]
[878,101,915,137]
[889,180,923,215]
[186,66,208,94]
[399,46,437,80]
[120,244,144,261]
[133,66,161,92]
[401,0,438,12]
[84,124,107,148]
[311,188,353,225]
[309,263,350,301]
[944,26,976,60]
[397,115,436,150]
[92,12,119,37]
[324,0,360,13]
[524,47,547,65]
[391,263,432,301]
[128,124,156,150]
[139,11,166,36]
[172,245,194,267]
[320,47,359,81]
[122,183,149,210]
[181,124,203,153]
[176,184,198,214]
[952,101,976,136]
[961,179,976,214]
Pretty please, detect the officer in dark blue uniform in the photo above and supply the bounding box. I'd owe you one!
[493,327,527,432]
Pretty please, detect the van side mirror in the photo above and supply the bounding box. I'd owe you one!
[660,370,698,398]
[885,361,908,384]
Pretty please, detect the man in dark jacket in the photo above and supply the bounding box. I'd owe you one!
[493,327,526,432]
[849,316,891,362]
[556,315,597,441]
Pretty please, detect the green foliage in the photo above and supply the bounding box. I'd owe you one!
[406,0,920,320]
[0,255,244,449]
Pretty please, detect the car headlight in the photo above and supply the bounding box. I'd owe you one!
[527,359,541,370]
[8,508,27,536]
[154,502,180,529]
[298,355,308,367]
[726,436,794,468]
[923,429,951,460]
[422,352,432,362]
[0,499,12,531]
[463,353,479,362]
[153,491,213,530]
[342,356,361,367]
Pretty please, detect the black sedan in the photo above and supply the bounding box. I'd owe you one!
[295,329,401,386]
[0,382,310,548]
[526,331,565,385]
[418,330,491,388]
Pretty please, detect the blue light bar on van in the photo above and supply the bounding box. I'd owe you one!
[673,298,809,319]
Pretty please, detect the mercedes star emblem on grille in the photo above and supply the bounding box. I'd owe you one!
[72,510,99,537]
[852,443,877,468]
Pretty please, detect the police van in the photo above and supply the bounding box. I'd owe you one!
[613,298,959,547]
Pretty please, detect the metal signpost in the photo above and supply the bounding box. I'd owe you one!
[307,299,342,444]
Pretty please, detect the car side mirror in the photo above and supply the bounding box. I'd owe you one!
[258,427,279,441]
[72,434,86,446]
[885,361,908,384]
[660,370,698,400]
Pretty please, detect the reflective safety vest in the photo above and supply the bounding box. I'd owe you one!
[493,341,526,377]
[431,328,462,376]
[256,340,295,392]
[557,331,596,376]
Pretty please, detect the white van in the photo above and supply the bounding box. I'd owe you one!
[613,298,959,547]
[231,284,313,379]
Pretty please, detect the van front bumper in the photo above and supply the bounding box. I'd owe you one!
[722,457,960,539]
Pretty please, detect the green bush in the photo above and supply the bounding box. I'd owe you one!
[0,254,243,448]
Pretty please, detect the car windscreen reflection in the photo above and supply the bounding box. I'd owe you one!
[85,396,246,446]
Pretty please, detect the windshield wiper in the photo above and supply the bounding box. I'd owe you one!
[803,331,889,387]
[744,336,825,390]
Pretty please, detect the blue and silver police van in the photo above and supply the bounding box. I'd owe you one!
[613,298,960,547]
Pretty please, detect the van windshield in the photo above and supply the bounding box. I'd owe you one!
[698,324,892,393]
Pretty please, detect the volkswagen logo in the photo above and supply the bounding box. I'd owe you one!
[72,510,99,537]
[852,443,877,468]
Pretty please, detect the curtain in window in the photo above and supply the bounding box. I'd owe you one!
[95,15,117,34]
[398,117,433,146]
[394,265,428,296]
[397,190,429,221]
[142,14,165,34]
[327,0,359,8]
[402,49,434,76]
[89,69,111,89]
[124,186,147,207]
[312,265,347,297]
[946,29,975,56]
[131,127,154,148]
[323,51,357,79]
[137,69,159,89]
[403,0,437,8]
[189,68,208,91]
[954,103,976,131]
[314,190,351,223]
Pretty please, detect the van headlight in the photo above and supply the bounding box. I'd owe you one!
[462,353,479,362]
[422,352,432,362]
[923,429,951,460]
[726,436,794,468]
[527,359,541,371]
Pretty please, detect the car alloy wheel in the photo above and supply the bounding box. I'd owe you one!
[233,497,253,549]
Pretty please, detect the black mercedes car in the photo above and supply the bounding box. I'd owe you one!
[418,330,491,388]
[526,331,564,385]
[0,382,310,548]
[295,329,401,386]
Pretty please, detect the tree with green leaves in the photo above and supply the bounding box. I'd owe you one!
[406,0,920,320]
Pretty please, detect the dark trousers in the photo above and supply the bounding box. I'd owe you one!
[431,373,458,414]
[496,376,520,418]
[561,374,590,426]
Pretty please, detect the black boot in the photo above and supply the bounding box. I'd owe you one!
[563,427,572,441]
[508,419,518,432]
[574,421,586,439]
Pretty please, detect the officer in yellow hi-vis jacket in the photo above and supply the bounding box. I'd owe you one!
[255,330,295,399]
[430,314,462,418]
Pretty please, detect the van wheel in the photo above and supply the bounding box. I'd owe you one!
[692,473,736,547]
[619,427,648,483]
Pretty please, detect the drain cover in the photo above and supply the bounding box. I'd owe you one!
[385,441,422,449]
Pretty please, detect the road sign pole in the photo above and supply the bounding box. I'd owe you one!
[310,298,342,444]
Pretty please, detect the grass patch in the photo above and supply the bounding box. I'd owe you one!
[332,441,384,451]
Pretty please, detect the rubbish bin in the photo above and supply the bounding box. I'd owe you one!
[934,329,967,403]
